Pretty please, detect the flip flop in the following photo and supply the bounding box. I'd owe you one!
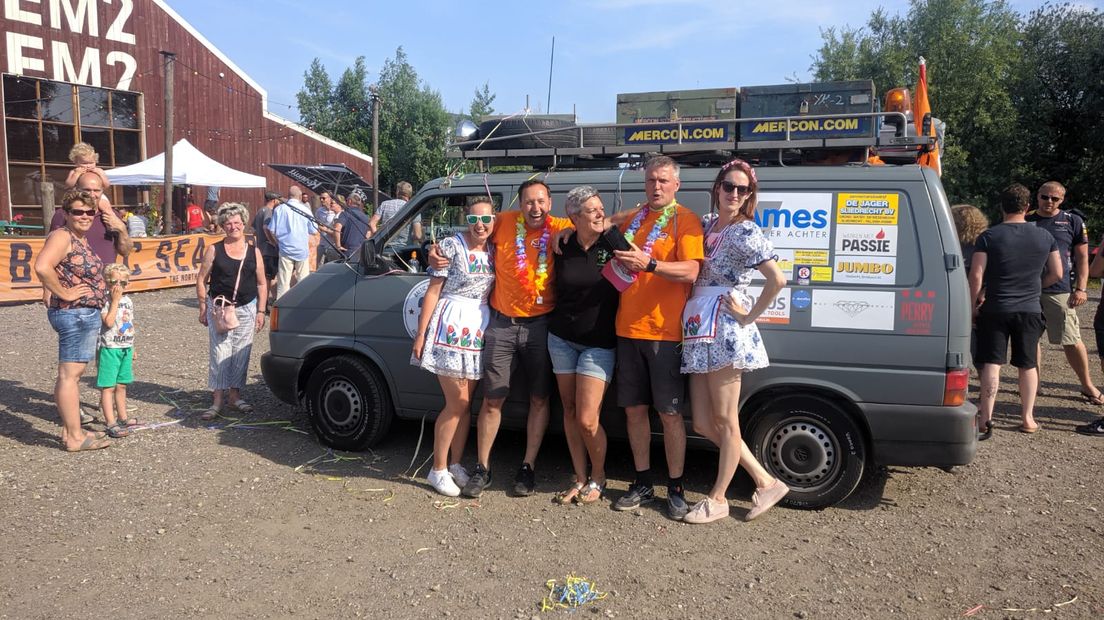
[1019,424,1041,434]
[575,480,606,505]
[199,406,222,421]
[553,482,584,505]
[230,400,254,413]
[116,416,140,427]
[66,433,112,452]
[1080,390,1104,406]
[105,423,130,439]
[977,420,993,441]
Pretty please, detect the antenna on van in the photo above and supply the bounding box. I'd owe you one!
[546,36,555,113]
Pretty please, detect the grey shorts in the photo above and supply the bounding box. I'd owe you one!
[481,311,552,400]
[1040,293,1082,346]
[616,337,686,415]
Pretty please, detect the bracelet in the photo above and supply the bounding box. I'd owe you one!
[1076,288,1087,292]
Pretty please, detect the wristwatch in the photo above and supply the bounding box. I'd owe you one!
[646,257,658,273]
[1076,288,1087,292]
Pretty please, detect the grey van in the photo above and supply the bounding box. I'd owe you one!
[261,164,977,509]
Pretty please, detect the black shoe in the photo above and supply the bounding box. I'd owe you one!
[462,464,491,498]
[513,463,536,496]
[613,482,655,511]
[666,485,689,521]
[1075,417,1104,437]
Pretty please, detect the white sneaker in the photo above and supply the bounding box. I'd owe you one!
[448,463,470,488]
[428,469,460,497]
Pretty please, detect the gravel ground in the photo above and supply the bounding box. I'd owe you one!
[1,287,1102,619]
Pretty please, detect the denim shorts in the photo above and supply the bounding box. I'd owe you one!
[547,332,615,383]
[47,306,101,363]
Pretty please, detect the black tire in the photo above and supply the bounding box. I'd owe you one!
[745,394,866,509]
[476,118,578,149]
[581,125,618,147]
[305,354,393,450]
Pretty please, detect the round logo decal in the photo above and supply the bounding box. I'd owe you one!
[402,279,431,338]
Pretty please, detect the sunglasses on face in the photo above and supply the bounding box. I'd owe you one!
[1039,194,1063,202]
[720,181,751,196]
[67,208,96,216]
[107,280,128,286]
[466,214,494,225]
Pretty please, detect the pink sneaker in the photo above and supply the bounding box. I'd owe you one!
[745,480,790,521]
[683,497,730,524]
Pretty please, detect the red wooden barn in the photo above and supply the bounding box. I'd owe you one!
[0,0,373,224]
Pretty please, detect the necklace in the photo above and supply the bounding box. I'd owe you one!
[515,215,551,302]
[624,202,677,256]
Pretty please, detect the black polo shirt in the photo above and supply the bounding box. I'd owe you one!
[1026,209,1087,294]
[549,231,620,349]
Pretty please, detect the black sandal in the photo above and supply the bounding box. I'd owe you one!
[977,420,993,441]
[1080,390,1104,406]
[105,423,130,439]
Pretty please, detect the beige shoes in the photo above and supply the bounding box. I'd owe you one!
[745,480,790,521]
[683,497,730,524]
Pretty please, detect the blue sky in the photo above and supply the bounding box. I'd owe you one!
[172,0,1086,124]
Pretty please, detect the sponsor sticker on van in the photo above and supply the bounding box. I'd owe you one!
[811,289,896,331]
[756,193,833,249]
[833,256,898,285]
[748,286,790,324]
[834,225,898,256]
[836,193,899,225]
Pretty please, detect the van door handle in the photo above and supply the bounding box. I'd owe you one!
[944,253,959,270]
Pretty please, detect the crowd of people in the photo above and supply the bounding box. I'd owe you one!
[412,157,792,524]
[30,148,1104,526]
[957,181,1104,438]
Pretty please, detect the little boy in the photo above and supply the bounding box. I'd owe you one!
[98,263,137,438]
[65,142,112,210]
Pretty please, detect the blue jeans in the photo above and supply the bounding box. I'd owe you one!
[547,332,615,383]
[48,307,101,363]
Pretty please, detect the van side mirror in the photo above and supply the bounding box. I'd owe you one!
[360,239,380,270]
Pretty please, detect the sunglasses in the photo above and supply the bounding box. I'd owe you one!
[67,208,96,216]
[107,279,129,286]
[1039,194,1063,202]
[720,181,751,195]
[466,214,494,225]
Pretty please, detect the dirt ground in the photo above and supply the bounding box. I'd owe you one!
[1,287,1102,619]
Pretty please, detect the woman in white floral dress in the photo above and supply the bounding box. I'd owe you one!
[412,199,495,496]
[680,159,790,524]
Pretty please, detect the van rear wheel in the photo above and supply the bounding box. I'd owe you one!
[305,355,393,450]
[746,395,865,509]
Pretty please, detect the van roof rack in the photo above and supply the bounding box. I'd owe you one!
[447,112,934,169]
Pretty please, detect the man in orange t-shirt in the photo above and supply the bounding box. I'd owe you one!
[447,180,572,498]
[610,156,704,520]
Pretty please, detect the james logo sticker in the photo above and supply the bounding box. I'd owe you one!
[755,193,833,249]
[402,279,431,338]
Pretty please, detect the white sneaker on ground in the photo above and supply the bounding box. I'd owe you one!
[448,463,470,488]
[428,469,460,497]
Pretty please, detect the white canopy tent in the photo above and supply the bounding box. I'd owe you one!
[105,139,266,188]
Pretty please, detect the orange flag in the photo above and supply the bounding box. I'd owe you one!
[914,56,942,176]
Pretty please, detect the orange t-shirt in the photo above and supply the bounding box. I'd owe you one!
[490,211,573,317]
[615,204,705,341]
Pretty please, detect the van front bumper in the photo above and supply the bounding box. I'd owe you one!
[261,352,302,405]
[860,401,978,467]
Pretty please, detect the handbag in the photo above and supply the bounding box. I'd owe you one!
[211,243,250,333]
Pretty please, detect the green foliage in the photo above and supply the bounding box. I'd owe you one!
[297,59,334,134]
[373,47,452,193]
[331,57,372,154]
[811,1,1103,222]
[467,82,496,125]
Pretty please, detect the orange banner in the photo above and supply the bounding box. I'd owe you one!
[1,233,224,303]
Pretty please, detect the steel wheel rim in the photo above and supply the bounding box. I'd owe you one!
[764,416,841,492]
[322,378,362,434]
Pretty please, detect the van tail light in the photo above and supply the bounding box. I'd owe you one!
[943,369,968,406]
[269,306,279,332]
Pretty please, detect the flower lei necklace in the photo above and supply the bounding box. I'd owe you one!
[515,214,551,301]
[624,201,677,256]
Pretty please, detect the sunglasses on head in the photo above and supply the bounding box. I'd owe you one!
[1039,194,1062,202]
[67,208,96,216]
[466,214,494,225]
[720,181,751,195]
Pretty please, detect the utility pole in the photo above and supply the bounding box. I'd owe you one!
[369,84,381,214]
[160,50,176,235]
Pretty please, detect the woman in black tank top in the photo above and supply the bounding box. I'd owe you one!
[195,203,269,421]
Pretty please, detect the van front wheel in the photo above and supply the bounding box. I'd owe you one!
[305,355,393,450]
[746,395,865,509]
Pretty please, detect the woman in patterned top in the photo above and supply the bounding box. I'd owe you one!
[411,198,496,496]
[34,190,111,452]
[680,159,789,524]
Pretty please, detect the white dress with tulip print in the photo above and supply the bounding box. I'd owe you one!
[412,234,495,380]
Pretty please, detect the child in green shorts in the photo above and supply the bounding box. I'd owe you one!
[98,263,137,438]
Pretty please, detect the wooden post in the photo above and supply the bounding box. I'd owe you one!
[160,50,176,235]
[40,181,55,228]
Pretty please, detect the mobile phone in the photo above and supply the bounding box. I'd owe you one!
[602,225,633,253]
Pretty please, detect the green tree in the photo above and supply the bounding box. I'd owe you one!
[1011,4,1104,221]
[811,0,1022,207]
[373,47,451,192]
[296,58,334,134]
[467,82,496,125]
[331,56,372,154]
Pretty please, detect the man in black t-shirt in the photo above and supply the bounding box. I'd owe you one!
[1026,181,1103,404]
[333,197,371,258]
[969,183,1062,438]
